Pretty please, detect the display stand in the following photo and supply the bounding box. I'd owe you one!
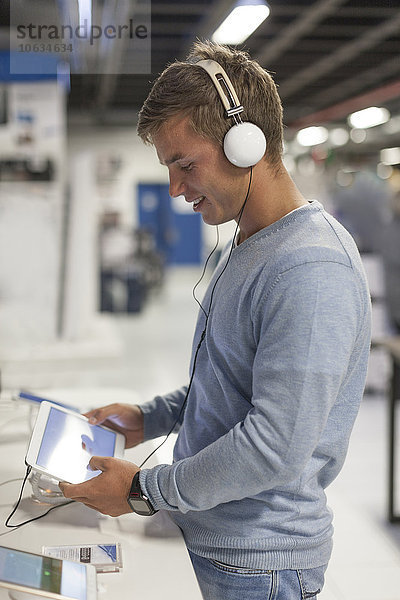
[382,336,400,522]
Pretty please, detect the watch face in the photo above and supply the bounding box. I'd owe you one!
[129,497,154,516]
[128,472,156,516]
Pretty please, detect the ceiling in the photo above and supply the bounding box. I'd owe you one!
[2,0,400,156]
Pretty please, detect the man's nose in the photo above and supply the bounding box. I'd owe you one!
[169,169,185,198]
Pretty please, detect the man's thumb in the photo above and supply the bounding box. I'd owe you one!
[88,455,107,472]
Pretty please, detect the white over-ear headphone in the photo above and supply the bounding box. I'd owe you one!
[197,59,267,168]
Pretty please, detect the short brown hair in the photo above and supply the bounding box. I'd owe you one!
[137,41,283,165]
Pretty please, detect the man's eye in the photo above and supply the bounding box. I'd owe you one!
[181,163,193,172]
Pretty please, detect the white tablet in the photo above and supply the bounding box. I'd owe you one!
[0,545,97,600]
[26,401,125,484]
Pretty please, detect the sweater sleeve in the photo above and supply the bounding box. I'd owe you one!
[139,385,188,441]
[140,260,370,512]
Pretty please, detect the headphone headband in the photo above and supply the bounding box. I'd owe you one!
[196,59,243,120]
[195,58,267,168]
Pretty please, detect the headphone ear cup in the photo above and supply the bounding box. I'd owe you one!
[223,122,267,168]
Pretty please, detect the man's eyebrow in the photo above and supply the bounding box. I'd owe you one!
[160,153,184,166]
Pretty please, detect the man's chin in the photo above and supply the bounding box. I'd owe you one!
[202,215,217,226]
[201,212,230,227]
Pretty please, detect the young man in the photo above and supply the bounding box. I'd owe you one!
[60,42,371,599]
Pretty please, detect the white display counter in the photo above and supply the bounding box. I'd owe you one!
[0,389,201,600]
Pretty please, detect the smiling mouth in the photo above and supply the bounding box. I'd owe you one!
[192,196,205,210]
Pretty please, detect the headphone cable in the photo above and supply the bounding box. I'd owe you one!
[139,167,253,468]
[2,464,74,535]
[192,225,220,319]
[204,166,252,319]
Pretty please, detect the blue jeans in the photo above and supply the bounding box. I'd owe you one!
[188,551,327,600]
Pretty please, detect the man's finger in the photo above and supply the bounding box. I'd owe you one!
[83,405,121,425]
[88,455,109,472]
[59,481,78,498]
[59,480,94,500]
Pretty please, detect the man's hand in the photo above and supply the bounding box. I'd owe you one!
[84,403,144,449]
[59,457,139,517]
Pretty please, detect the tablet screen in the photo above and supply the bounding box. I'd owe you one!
[0,546,88,599]
[36,406,116,484]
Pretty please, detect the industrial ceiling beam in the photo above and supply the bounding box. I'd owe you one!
[279,9,400,100]
[255,0,348,66]
[152,3,399,19]
[288,78,400,128]
[308,54,400,110]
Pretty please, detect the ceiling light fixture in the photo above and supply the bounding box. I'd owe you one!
[212,1,270,45]
[296,126,328,147]
[348,106,390,129]
[350,128,366,144]
[329,128,349,147]
[380,147,400,166]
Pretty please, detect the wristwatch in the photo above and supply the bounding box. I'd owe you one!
[127,472,157,516]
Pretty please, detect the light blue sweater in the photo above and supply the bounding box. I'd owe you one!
[140,200,371,570]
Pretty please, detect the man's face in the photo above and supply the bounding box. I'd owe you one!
[152,115,248,226]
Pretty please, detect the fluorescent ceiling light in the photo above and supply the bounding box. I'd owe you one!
[380,147,400,166]
[329,128,349,147]
[348,106,390,129]
[78,0,92,28]
[212,2,270,45]
[296,126,328,147]
[350,128,366,144]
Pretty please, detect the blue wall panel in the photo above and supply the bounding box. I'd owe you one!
[137,183,202,265]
